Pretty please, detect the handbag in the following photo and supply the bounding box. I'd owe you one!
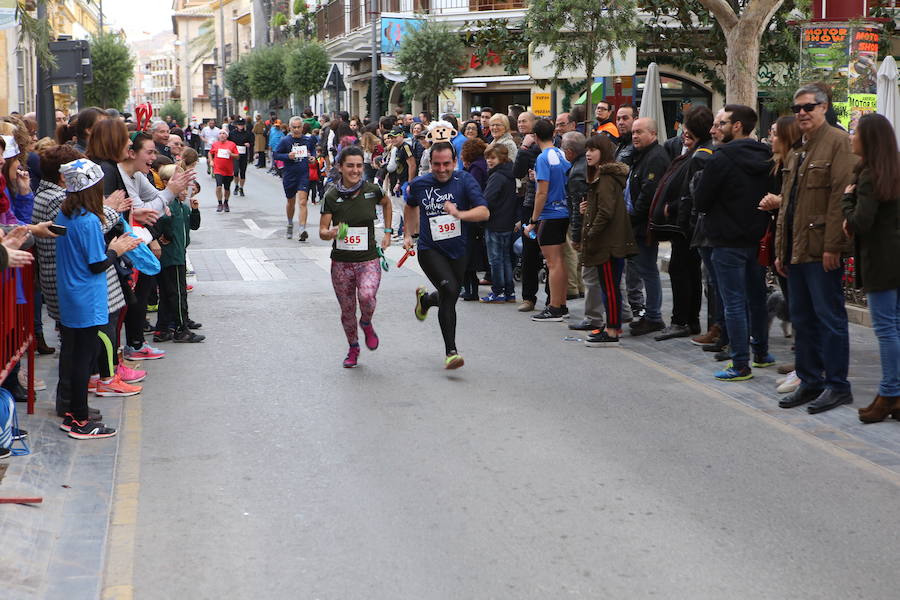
[757,215,775,267]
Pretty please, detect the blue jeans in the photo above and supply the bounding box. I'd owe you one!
[485,230,514,296]
[699,247,728,346]
[787,261,850,392]
[629,237,662,322]
[711,247,769,369]
[867,288,900,396]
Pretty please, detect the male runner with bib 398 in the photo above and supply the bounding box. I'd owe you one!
[404,142,489,369]
[320,147,393,368]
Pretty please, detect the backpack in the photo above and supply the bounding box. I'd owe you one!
[0,388,29,456]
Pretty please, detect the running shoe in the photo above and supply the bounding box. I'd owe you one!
[479,292,505,303]
[186,284,194,293]
[584,330,620,347]
[505,294,517,303]
[752,353,776,368]
[59,413,100,432]
[153,330,174,343]
[173,329,205,343]
[67,417,117,440]
[186,319,202,329]
[299,230,309,242]
[531,306,567,322]
[147,304,159,313]
[360,322,379,351]
[286,223,294,239]
[87,375,99,393]
[343,345,360,368]
[124,342,166,360]
[95,375,142,397]
[12,427,27,441]
[444,353,465,369]
[116,363,146,384]
[714,366,753,381]
[223,202,230,213]
[414,286,429,321]
[216,203,223,213]
[777,371,801,394]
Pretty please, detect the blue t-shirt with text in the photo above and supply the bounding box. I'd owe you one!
[534,146,571,220]
[54,209,109,328]
[406,170,487,259]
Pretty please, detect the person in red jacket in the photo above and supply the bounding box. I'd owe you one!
[210,130,238,212]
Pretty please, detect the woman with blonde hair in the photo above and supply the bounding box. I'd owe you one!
[487,113,518,163]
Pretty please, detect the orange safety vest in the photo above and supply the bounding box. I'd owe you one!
[593,121,620,139]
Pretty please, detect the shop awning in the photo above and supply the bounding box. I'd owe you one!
[574,82,605,105]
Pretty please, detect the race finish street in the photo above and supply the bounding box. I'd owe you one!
[2,162,899,599]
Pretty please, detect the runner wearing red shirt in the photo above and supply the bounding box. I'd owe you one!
[210,129,238,213]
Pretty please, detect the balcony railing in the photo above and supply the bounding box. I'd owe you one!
[316,0,525,41]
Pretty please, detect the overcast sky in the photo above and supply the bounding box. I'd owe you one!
[103,0,174,41]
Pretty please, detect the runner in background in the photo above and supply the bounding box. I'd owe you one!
[227,118,253,197]
[319,147,393,368]
[273,117,318,241]
[209,130,238,213]
[404,142,489,369]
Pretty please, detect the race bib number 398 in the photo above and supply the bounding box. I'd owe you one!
[429,214,461,241]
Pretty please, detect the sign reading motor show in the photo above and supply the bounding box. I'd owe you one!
[800,22,881,133]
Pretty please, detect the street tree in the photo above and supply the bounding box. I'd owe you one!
[159,100,186,126]
[225,55,253,107]
[283,40,329,109]
[694,0,785,107]
[85,32,135,110]
[525,0,640,129]
[246,44,290,103]
[395,19,467,111]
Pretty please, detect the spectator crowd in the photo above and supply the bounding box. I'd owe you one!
[2,78,900,455]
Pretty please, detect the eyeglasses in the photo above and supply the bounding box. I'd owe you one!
[791,102,821,114]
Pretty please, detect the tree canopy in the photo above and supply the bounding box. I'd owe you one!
[84,32,135,110]
[395,19,467,108]
[225,55,253,105]
[159,100,186,125]
[283,40,329,101]
[246,44,290,101]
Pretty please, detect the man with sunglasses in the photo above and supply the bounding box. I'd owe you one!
[774,84,859,414]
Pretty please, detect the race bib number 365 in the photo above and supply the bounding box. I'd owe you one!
[429,214,461,241]
[336,227,368,251]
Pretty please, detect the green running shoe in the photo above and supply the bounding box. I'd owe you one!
[415,286,429,321]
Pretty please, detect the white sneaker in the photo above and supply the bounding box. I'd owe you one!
[777,371,800,394]
[18,367,46,391]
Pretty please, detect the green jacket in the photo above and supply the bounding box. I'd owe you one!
[157,199,200,268]
[581,161,637,267]
[842,167,900,292]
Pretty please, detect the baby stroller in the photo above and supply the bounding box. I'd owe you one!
[512,234,547,284]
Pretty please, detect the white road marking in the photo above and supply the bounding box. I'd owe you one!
[226,247,287,281]
[240,218,277,239]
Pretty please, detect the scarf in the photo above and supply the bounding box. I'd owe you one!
[336,177,364,197]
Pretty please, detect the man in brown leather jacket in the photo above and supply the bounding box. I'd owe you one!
[774,83,859,414]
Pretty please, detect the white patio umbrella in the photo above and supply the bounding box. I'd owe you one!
[638,62,668,142]
[876,56,900,149]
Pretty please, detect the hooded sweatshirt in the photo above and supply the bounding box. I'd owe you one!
[693,137,774,248]
[483,161,517,232]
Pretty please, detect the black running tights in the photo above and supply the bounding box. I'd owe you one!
[418,248,467,355]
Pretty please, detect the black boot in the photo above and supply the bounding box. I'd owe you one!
[36,332,56,355]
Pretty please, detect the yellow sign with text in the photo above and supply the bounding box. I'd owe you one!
[531,92,551,117]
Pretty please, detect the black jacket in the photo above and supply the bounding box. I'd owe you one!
[693,138,774,248]
[615,133,634,166]
[484,162,517,232]
[677,141,715,236]
[566,153,589,243]
[513,142,541,208]
[155,141,172,160]
[628,141,671,238]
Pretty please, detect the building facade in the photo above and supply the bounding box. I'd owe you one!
[172,0,216,121]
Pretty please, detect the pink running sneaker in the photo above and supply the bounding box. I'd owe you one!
[95,375,142,397]
[124,342,166,361]
[116,363,147,384]
[360,321,379,351]
[342,345,360,368]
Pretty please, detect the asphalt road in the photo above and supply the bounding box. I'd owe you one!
[123,160,900,599]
